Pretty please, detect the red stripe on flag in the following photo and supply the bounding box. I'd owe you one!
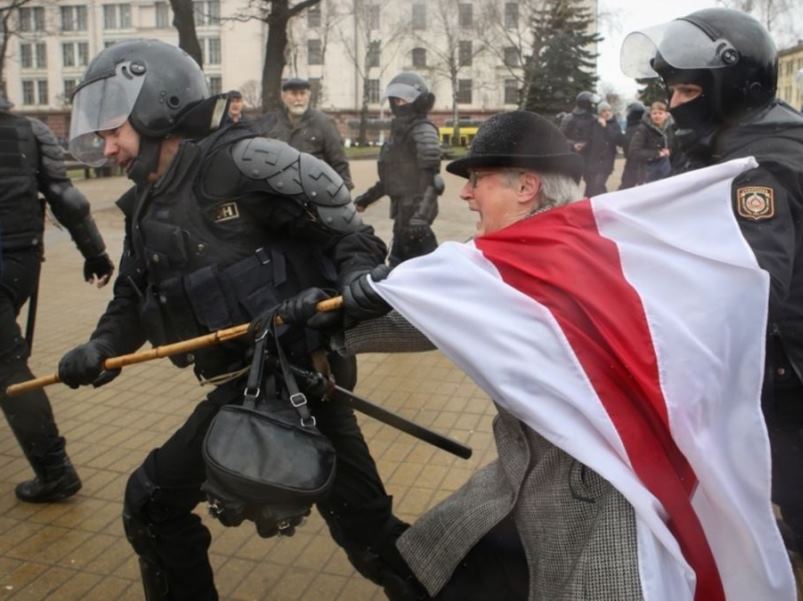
[476,200,724,601]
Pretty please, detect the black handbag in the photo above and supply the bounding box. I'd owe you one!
[201,320,336,537]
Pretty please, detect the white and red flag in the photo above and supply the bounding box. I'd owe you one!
[371,157,796,601]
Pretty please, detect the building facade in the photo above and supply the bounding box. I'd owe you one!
[1,0,598,142]
[778,41,803,112]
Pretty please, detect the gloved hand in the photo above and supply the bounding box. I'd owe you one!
[406,218,430,240]
[250,288,340,338]
[58,340,119,389]
[353,193,369,213]
[84,252,115,288]
[343,264,392,322]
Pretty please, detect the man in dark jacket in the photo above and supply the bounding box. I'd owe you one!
[0,96,114,503]
[619,101,647,189]
[58,40,418,601]
[354,72,442,266]
[582,102,625,196]
[256,78,353,189]
[623,7,803,560]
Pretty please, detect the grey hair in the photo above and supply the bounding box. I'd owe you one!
[497,169,582,210]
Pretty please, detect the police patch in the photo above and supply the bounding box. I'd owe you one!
[213,201,240,223]
[736,186,775,221]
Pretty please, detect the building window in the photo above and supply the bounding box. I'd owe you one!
[412,47,427,68]
[201,38,221,65]
[309,77,321,106]
[504,3,519,29]
[64,78,78,102]
[366,4,380,30]
[457,79,472,104]
[503,46,519,67]
[103,4,132,30]
[458,3,473,28]
[504,79,518,104]
[366,40,381,69]
[62,41,89,68]
[61,6,88,32]
[307,4,321,28]
[208,76,222,95]
[156,2,171,28]
[193,1,220,26]
[366,79,380,104]
[104,40,118,49]
[412,3,426,30]
[20,42,47,69]
[23,79,48,105]
[458,40,472,67]
[19,6,45,32]
[308,39,323,65]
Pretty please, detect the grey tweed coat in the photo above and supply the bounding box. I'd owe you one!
[343,313,644,601]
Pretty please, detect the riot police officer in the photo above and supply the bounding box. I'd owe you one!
[57,40,416,601]
[0,95,113,502]
[560,91,603,195]
[622,7,803,557]
[354,72,442,267]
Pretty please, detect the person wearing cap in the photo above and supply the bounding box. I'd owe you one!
[221,89,246,126]
[353,72,443,267]
[0,95,114,502]
[279,111,643,600]
[256,77,353,189]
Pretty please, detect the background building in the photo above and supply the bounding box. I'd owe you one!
[778,40,803,111]
[2,0,599,142]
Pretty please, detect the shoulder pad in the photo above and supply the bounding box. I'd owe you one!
[27,117,64,162]
[231,136,362,232]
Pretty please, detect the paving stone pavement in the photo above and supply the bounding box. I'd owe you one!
[0,160,639,600]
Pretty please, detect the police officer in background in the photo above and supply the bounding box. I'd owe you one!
[354,72,442,267]
[0,96,113,502]
[256,78,353,189]
[622,7,803,560]
[57,40,417,601]
[560,90,604,195]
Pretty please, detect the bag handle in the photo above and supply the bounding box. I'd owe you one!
[271,319,317,429]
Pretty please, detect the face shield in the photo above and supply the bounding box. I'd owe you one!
[382,82,421,104]
[68,61,146,166]
[620,19,739,80]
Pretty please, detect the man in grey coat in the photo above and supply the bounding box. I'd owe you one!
[255,78,353,189]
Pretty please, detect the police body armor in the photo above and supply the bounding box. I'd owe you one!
[121,126,338,378]
[378,115,438,211]
[0,113,44,250]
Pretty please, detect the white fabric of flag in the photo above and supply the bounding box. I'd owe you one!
[370,158,796,601]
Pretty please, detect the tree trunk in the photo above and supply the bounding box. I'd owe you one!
[262,1,290,112]
[451,72,461,147]
[358,83,370,145]
[169,0,203,67]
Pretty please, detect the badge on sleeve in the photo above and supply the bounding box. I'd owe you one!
[736,186,775,221]
[213,201,240,223]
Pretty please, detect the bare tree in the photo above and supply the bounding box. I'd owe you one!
[168,0,203,67]
[240,79,262,108]
[229,0,322,112]
[0,0,34,98]
[333,0,406,144]
[716,0,803,45]
[410,1,486,146]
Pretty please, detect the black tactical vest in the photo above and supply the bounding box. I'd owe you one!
[0,112,44,250]
[378,115,437,198]
[121,127,338,377]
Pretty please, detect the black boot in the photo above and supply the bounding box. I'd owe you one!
[15,452,82,503]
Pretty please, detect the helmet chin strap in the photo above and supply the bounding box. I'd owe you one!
[127,136,162,184]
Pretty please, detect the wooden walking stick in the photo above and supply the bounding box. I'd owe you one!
[6,296,343,397]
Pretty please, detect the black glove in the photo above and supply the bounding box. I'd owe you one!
[406,218,431,240]
[353,193,370,211]
[250,288,340,339]
[343,265,392,322]
[84,252,115,284]
[58,340,119,389]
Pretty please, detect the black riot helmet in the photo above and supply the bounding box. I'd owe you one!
[575,91,601,113]
[383,72,435,116]
[621,8,777,130]
[69,39,227,169]
[625,101,646,125]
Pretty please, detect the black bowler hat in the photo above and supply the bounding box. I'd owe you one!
[281,77,311,91]
[446,111,584,182]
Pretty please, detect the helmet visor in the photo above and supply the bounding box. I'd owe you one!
[382,82,421,103]
[620,20,738,79]
[69,61,145,166]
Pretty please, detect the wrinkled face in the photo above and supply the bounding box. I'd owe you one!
[599,108,613,121]
[668,83,703,109]
[228,97,244,118]
[281,88,310,116]
[650,106,668,126]
[460,169,536,236]
[98,119,140,174]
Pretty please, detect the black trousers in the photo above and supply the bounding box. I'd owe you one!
[583,171,611,197]
[0,249,64,464]
[389,199,438,268]
[124,354,404,601]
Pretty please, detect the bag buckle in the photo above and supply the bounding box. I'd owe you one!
[300,415,317,428]
[255,247,271,265]
[243,386,260,402]
[290,392,307,408]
